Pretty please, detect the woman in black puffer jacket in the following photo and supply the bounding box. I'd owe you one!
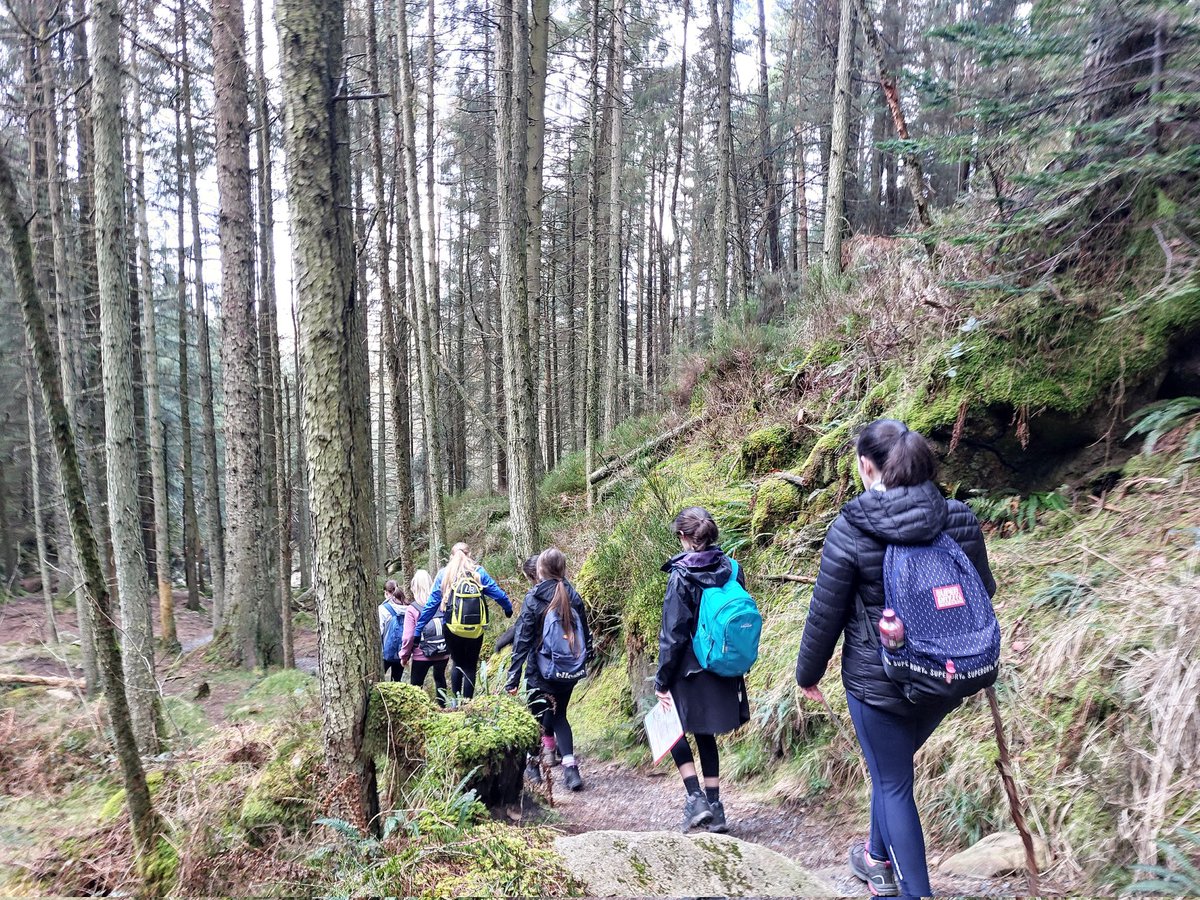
[795,419,995,900]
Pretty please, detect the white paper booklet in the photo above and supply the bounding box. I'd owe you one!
[644,693,685,764]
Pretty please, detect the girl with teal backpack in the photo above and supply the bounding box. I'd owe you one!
[655,507,760,834]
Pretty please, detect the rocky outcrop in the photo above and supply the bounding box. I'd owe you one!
[941,831,1052,877]
[553,829,836,897]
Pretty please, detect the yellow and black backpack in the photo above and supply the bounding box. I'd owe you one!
[445,570,487,638]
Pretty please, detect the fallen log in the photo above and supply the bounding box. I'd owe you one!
[761,573,816,585]
[0,672,86,689]
[587,417,702,485]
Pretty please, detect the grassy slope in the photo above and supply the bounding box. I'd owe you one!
[550,246,1200,891]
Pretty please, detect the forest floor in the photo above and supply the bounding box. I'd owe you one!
[2,589,1071,896]
[541,757,1064,897]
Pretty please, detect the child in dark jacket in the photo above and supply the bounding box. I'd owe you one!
[795,419,996,899]
[656,507,750,834]
[506,547,591,792]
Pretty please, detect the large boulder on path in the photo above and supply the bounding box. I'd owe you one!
[553,829,836,897]
[941,832,1052,877]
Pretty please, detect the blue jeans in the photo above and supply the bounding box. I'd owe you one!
[847,693,954,899]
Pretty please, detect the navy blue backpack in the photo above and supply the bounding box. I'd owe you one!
[536,607,588,683]
[873,533,1000,705]
[382,602,407,662]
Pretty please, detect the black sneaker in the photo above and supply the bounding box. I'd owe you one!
[563,765,583,791]
[848,840,899,897]
[524,754,542,785]
[681,792,713,832]
[707,799,728,833]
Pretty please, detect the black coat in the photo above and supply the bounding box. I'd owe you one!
[506,578,593,694]
[795,480,996,716]
[655,547,751,736]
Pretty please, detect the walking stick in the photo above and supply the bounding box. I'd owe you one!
[985,685,1041,895]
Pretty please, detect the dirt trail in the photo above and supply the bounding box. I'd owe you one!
[545,759,1057,897]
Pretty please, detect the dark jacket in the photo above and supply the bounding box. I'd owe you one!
[505,579,592,693]
[795,480,996,715]
[656,547,751,735]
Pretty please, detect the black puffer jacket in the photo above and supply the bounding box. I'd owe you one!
[506,578,592,694]
[656,548,751,736]
[795,480,996,715]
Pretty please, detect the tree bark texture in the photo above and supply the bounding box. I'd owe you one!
[496,0,540,558]
[180,6,227,623]
[93,0,160,755]
[823,0,855,271]
[214,0,273,666]
[278,0,381,826]
[603,0,627,432]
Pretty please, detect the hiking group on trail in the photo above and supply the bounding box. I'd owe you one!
[377,417,1001,900]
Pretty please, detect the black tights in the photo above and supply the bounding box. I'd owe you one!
[444,632,483,698]
[670,733,720,777]
[529,683,576,757]
[409,658,449,707]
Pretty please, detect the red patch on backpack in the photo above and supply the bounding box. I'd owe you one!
[933,584,966,610]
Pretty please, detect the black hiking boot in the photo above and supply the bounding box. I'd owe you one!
[681,792,713,832]
[524,754,542,785]
[707,799,728,833]
[848,840,899,897]
[563,765,583,792]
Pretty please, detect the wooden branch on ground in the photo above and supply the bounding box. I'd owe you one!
[587,417,702,485]
[761,573,816,585]
[0,673,86,689]
[774,472,807,489]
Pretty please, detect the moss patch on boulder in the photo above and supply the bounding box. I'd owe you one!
[239,725,324,834]
[749,477,805,540]
[739,425,800,476]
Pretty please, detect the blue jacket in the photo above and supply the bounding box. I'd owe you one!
[413,564,512,637]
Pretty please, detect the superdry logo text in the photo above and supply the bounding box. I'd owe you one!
[932,584,966,610]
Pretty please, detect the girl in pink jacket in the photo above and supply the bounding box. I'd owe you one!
[400,569,450,706]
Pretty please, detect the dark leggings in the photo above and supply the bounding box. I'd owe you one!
[409,658,449,707]
[669,733,720,777]
[529,682,576,756]
[443,632,484,698]
[384,659,404,682]
[847,693,952,900]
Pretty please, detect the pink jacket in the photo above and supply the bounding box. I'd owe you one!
[400,600,449,662]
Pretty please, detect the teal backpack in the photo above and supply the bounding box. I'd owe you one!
[691,559,762,677]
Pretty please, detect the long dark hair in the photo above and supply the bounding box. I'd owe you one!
[672,506,719,548]
[537,547,578,653]
[522,554,539,583]
[856,419,937,488]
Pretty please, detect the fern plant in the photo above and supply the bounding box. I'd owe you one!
[1029,572,1098,615]
[1125,828,1200,895]
[968,491,1068,533]
[1126,397,1200,456]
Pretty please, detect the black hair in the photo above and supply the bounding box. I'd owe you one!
[522,554,539,582]
[672,506,719,548]
[856,419,937,488]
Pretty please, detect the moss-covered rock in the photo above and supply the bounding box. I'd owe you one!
[424,695,539,808]
[739,425,800,476]
[98,770,168,822]
[239,726,324,833]
[366,681,438,761]
[749,477,805,539]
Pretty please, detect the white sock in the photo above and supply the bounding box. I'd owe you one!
[562,754,576,767]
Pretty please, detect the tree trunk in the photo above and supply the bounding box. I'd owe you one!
[133,35,177,653]
[1,110,160,867]
[180,7,227,623]
[396,0,447,564]
[94,0,160,754]
[823,0,855,272]
[25,363,58,644]
[584,0,603,508]
[603,0,626,433]
[496,0,540,558]
[214,0,272,666]
[712,0,733,313]
[756,0,781,276]
[174,84,203,615]
[527,0,550,472]
[278,0,381,827]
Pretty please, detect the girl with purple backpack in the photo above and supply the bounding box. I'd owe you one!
[506,547,592,792]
